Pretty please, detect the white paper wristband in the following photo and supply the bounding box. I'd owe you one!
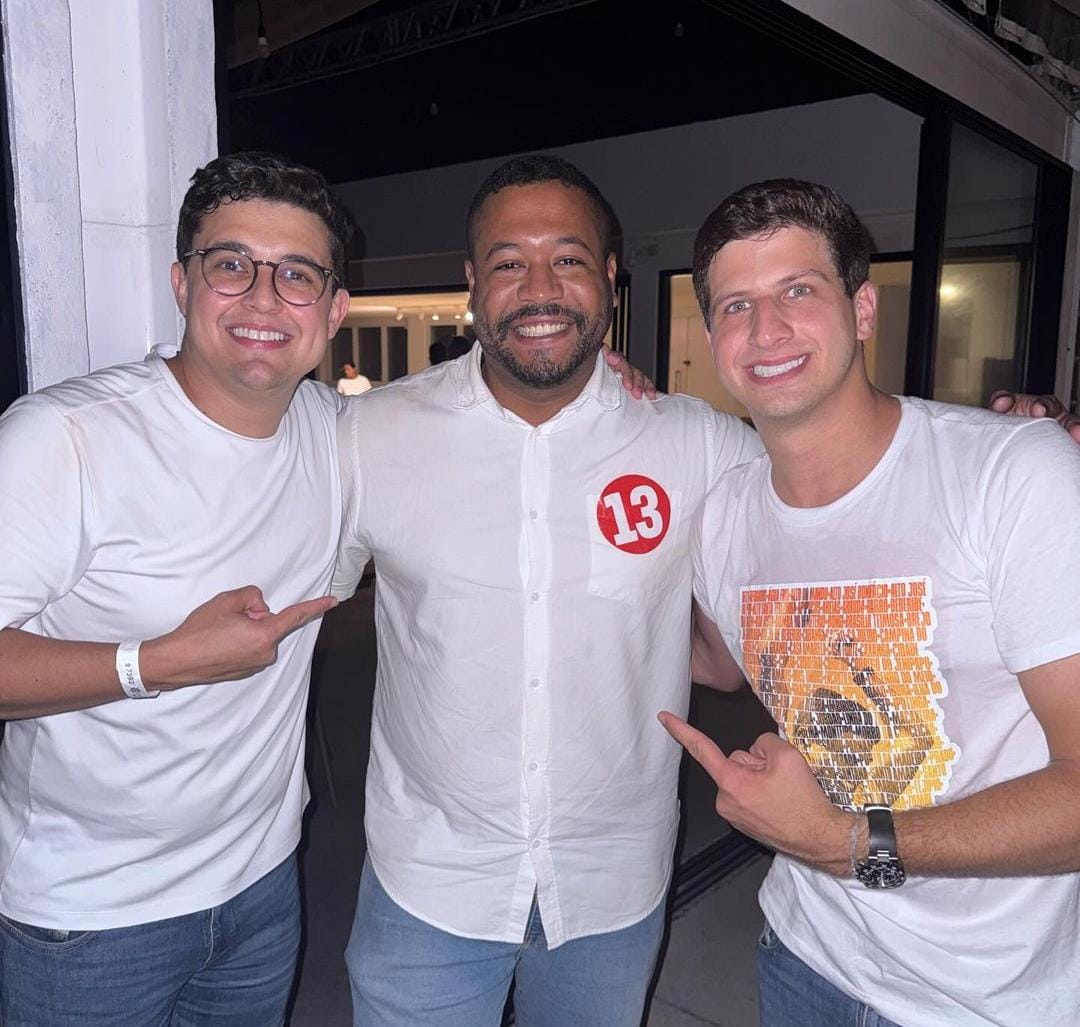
[116,640,160,700]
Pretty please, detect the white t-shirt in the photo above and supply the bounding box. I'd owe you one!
[334,348,761,947]
[694,397,1080,1027]
[0,348,342,930]
[337,374,372,396]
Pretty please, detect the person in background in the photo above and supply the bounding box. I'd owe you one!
[446,334,472,359]
[337,360,373,395]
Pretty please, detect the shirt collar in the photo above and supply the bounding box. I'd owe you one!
[451,344,624,416]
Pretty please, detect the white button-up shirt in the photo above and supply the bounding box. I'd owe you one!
[333,348,760,947]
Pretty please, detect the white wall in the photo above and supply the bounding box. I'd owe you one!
[2,0,216,389]
[337,93,922,373]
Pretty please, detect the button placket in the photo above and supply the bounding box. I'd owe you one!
[521,427,552,868]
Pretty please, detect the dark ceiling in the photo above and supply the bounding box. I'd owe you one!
[219,0,865,184]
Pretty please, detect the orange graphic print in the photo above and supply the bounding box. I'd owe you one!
[741,578,958,811]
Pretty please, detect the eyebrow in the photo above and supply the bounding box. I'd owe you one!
[203,240,326,265]
[711,267,832,312]
[482,235,596,263]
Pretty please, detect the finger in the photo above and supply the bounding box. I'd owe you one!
[988,390,1014,413]
[729,749,767,769]
[602,347,626,371]
[657,711,731,784]
[1036,394,1066,418]
[264,595,338,640]
[222,584,265,610]
[747,731,792,760]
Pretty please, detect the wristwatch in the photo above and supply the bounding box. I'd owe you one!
[853,805,906,889]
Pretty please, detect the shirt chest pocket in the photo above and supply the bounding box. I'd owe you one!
[585,481,685,602]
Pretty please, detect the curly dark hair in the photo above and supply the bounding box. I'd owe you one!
[176,151,353,285]
[692,179,871,322]
[465,154,621,260]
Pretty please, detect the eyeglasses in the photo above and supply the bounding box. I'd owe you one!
[182,247,339,307]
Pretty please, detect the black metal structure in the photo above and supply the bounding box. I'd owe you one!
[0,25,26,414]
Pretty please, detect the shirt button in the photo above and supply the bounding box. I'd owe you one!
[529,509,538,520]
[530,591,540,602]
[527,762,538,772]
[532,839,541,849]
[529,677,540,689]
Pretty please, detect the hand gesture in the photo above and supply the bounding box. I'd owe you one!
[141,586,337,690]
[990,390,1080,445]
[604,347,658,400]
[658,712,850,875]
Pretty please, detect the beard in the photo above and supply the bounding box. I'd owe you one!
[474,302,612,389]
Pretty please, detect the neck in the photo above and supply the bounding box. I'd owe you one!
[165,354,293,438]
[481,352,597,427]
[758,382,902,508]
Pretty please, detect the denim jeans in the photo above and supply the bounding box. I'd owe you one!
[757,921,903,1027]
[0,852,300,1027]
[347,858,667,1026]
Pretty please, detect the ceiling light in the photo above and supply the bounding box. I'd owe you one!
[431,313,440,321]
[256,0,270,58]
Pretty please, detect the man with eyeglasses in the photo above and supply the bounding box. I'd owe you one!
[0,151,350,1025]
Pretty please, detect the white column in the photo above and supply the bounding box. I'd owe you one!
[2,0,215,389]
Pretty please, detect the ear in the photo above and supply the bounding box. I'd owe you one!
[327,286,350,337]
[464,260,476,312]
[853,280,877,342]
[171,262,189,316]
[606,254,618,307]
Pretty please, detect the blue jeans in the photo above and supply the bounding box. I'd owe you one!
[757,921,903,1027]
[0,852,300,1027]
[347,859,667,1026]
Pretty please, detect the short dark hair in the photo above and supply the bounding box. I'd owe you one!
[176,151,354,286]
[692,179,871,321]
[465,154,621,260]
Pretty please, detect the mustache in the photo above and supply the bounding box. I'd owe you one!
[493,303,587,339]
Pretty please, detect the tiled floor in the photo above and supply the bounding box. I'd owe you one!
[290,586,774,1026]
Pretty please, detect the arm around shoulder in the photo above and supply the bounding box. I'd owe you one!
[691,601,746,691]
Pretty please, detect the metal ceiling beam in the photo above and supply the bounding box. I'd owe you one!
[230,0,600,99]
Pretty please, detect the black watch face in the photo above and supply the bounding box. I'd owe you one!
[854,859,906,889]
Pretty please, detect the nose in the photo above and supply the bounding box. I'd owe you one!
[750,297,792,349]
[519,263,563,304]
[243,263,283,310]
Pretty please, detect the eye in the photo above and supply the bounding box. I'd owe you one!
[787,283,812,298]
[724,299,750,314]
[210,252,250,275]
[277,261,319,286]
[493,260,523,272]
[556,256,585,266]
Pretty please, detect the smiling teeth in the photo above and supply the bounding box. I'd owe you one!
[753,356,805,378]
[516,322,567,338]
[231,327,288,342]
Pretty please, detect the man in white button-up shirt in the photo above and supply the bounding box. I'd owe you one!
[333,156,762,1025]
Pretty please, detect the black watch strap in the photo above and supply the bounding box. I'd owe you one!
[854,804,906,888]
[866,805,897,856]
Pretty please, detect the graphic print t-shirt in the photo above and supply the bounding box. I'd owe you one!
[693,398,1080,1027]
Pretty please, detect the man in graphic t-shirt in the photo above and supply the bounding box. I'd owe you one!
[664,178,1080,1027]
